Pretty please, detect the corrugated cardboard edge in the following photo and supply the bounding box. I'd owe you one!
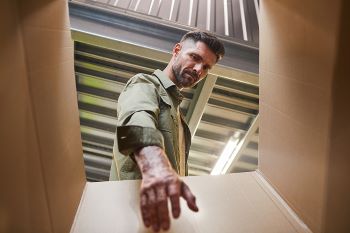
[69,182,89,233]
[253,171,313,233]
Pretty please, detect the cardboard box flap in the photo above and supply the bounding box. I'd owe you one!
[70,171,311,233]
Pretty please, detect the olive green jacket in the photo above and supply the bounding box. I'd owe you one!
[109,69,192,180]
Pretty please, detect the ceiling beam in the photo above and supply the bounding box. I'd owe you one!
[185,74,217,137]
[224,114,260,173]
[83,146,113,157]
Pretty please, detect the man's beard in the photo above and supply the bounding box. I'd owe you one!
[172,63,197,88]
[172,63,185,88]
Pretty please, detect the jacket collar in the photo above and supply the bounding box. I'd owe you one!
[153,69,184,103]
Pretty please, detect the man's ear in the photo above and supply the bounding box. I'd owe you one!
[173,43,181,57]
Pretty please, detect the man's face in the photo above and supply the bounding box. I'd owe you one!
[171,40,217,89]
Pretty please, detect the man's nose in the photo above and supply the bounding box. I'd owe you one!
[193,63,203,76]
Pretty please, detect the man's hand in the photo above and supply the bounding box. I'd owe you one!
[134,146,198,232]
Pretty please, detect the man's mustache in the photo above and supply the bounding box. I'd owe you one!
[185,70,199,81]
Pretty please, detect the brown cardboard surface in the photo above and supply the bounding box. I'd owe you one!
[0,0,86,232]
[19,0,71,30]
[259,0,342,232]
[21,27,74,73]
[17,0,86,232]
[323,2,350,232]
[71,172,311,233]
[0,1,52,232]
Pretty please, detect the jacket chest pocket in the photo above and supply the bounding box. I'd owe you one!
[158,94,177,133]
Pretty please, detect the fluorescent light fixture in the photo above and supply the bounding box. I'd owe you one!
[211,132,241,175]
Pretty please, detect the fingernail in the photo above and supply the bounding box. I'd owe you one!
[162,221,170,231]
[192,204,199,212]
[144,220,150,227]
[153,224,160,232]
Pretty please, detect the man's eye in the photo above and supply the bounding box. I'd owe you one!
[190,54,198,60]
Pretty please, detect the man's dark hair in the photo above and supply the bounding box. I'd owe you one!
[180,30,225,61]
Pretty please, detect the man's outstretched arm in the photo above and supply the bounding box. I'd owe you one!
[134,145,198,232]
[115,75,198,231]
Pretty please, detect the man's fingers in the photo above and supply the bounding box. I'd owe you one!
[140,175,198,232]
[167,184,181,218]
[181,183,199,212]
[156,186,170,231]
[140,194,151,227]
[170,195,180,218]
[146,189,159,231]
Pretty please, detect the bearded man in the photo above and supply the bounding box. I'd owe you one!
[110,30,225,232]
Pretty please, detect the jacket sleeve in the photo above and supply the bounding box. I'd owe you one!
[116,74,164,155]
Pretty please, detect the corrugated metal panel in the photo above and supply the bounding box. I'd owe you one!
[74,0,259,45]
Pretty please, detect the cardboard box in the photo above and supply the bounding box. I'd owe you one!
[1,0,349,232]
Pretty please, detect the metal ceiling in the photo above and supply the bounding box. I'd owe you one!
[69,0,259,181]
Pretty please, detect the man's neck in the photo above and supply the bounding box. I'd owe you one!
[163,65,182,90]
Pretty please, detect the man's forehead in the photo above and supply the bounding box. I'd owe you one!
[180,40,211,54]
[180,39,197,48]
[181,40,217,64]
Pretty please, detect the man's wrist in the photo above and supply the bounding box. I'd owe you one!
[134,146,171,174]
